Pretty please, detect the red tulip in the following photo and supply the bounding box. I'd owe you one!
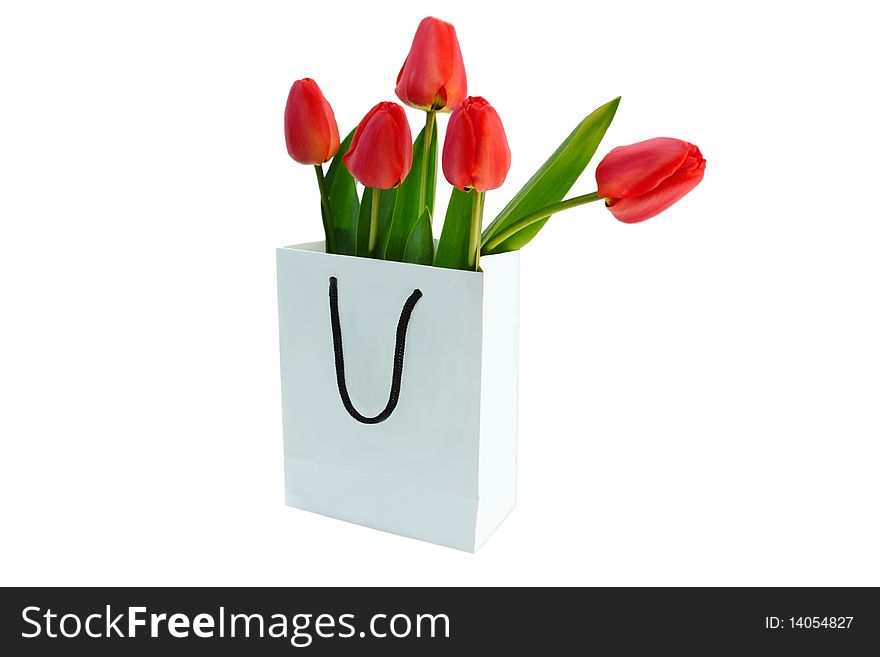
[596,137,705,224]
[343,102,413,189]
[395,16,467,111]
[284,78,340,165]
[442,97,511,192]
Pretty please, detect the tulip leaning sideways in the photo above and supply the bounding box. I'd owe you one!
[343,102,413,256]
[442,96,511,270]
[596,137,706,224]
[284,78,341,253]
[482,135,705,254]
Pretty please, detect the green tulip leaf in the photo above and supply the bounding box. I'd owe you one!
[382,124,438,261]
[324,128,360,255]
[356,186,397,257]
[374,187,397,256]
[356,187,372,257]
[480,97,620,254]
[402,209,434,265]
[433,188,474,270]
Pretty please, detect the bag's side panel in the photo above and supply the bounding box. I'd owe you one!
[474,251,520,549]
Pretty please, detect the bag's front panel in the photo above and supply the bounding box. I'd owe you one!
[278,245,484,501]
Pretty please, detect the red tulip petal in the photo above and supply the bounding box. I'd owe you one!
[470,102,511,191]
[389,104,413,184]
[596,137,691,199]
[318,93,340,161]
[438,24,467,109]
[442,101,476,190]
[607,162,705,224]
[345,102,381,160]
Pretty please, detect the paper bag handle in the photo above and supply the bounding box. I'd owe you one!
[328,276,423,424]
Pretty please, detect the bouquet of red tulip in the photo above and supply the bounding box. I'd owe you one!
[285,17,705,271]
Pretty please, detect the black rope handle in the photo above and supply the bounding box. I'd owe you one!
[328,276,423,424]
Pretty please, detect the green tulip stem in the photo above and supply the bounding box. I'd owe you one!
[314,164,337,254]
[481,191,602,253]
[419,110,436,222]
[368,188,381,257]
[468,190,486,271]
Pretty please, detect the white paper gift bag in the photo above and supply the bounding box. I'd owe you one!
[277,241,519,551]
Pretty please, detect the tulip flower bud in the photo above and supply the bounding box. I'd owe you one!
[596,137,706,224]
[343,102,413,190]
[442,96,511,192]
[395,16,467,111]
[284,78,340,165]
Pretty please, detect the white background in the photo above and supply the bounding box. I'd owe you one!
[1,0,878,586]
